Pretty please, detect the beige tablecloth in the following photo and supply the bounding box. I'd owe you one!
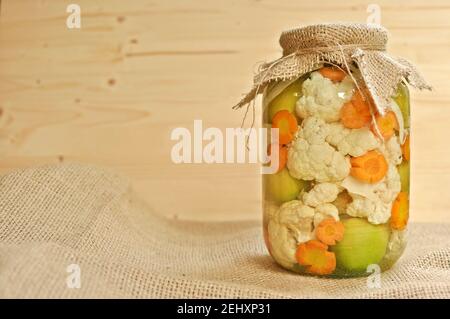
[0,163,449,298]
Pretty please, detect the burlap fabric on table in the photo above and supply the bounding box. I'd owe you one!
[234,23,431,115]
[0,163,449,298]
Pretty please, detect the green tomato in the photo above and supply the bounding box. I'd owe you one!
[264,168,307,204]
[393,82,410,128]
[398,161,410,193]
[331,218,390,274]
[266,77,305,122]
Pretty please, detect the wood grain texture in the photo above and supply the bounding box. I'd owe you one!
[0,0,449,222]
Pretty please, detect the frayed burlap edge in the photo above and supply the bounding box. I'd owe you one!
[234,23,431,114]
[0,163,449,298]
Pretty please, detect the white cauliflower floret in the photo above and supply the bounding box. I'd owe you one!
[313,203,339,227]
[267,200,315,268]
[263,201,279,223]
[296,71,354,122]
[346,195,392,224]
[303,182,340,207]
[267,222,298,269]
[267,198,344,267]
[275,200,315,243]
[300,115,330,144]
[332,191,353,214]
[374,164,401,203]
[326,122,380,157]
[345,164,401,224]
[379,136,403,165]
[287,117,350,182]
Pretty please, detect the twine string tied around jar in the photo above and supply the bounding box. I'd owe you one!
[234,23,431,145]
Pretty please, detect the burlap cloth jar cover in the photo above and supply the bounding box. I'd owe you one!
[234,23,431,114]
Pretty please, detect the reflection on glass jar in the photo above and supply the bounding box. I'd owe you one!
[262,66,410,278]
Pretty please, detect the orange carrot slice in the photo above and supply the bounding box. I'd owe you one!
[340,91,372,129]
[315,218,345,246]
[390,192,409,230]
[296,240,336,275]
[318,66,347,82]
[268,144,288,172]
[372,111,399,140]
[402,134,410,161]
[272,110,298,145]
[350,150,388,183]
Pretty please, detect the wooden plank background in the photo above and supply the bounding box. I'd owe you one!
[0,0,449,222]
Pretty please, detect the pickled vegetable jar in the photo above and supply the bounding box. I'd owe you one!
[262,66,411,277]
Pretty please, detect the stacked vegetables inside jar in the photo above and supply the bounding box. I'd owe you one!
[262,65,410,277]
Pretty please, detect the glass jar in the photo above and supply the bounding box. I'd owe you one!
[262,65,410,277]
